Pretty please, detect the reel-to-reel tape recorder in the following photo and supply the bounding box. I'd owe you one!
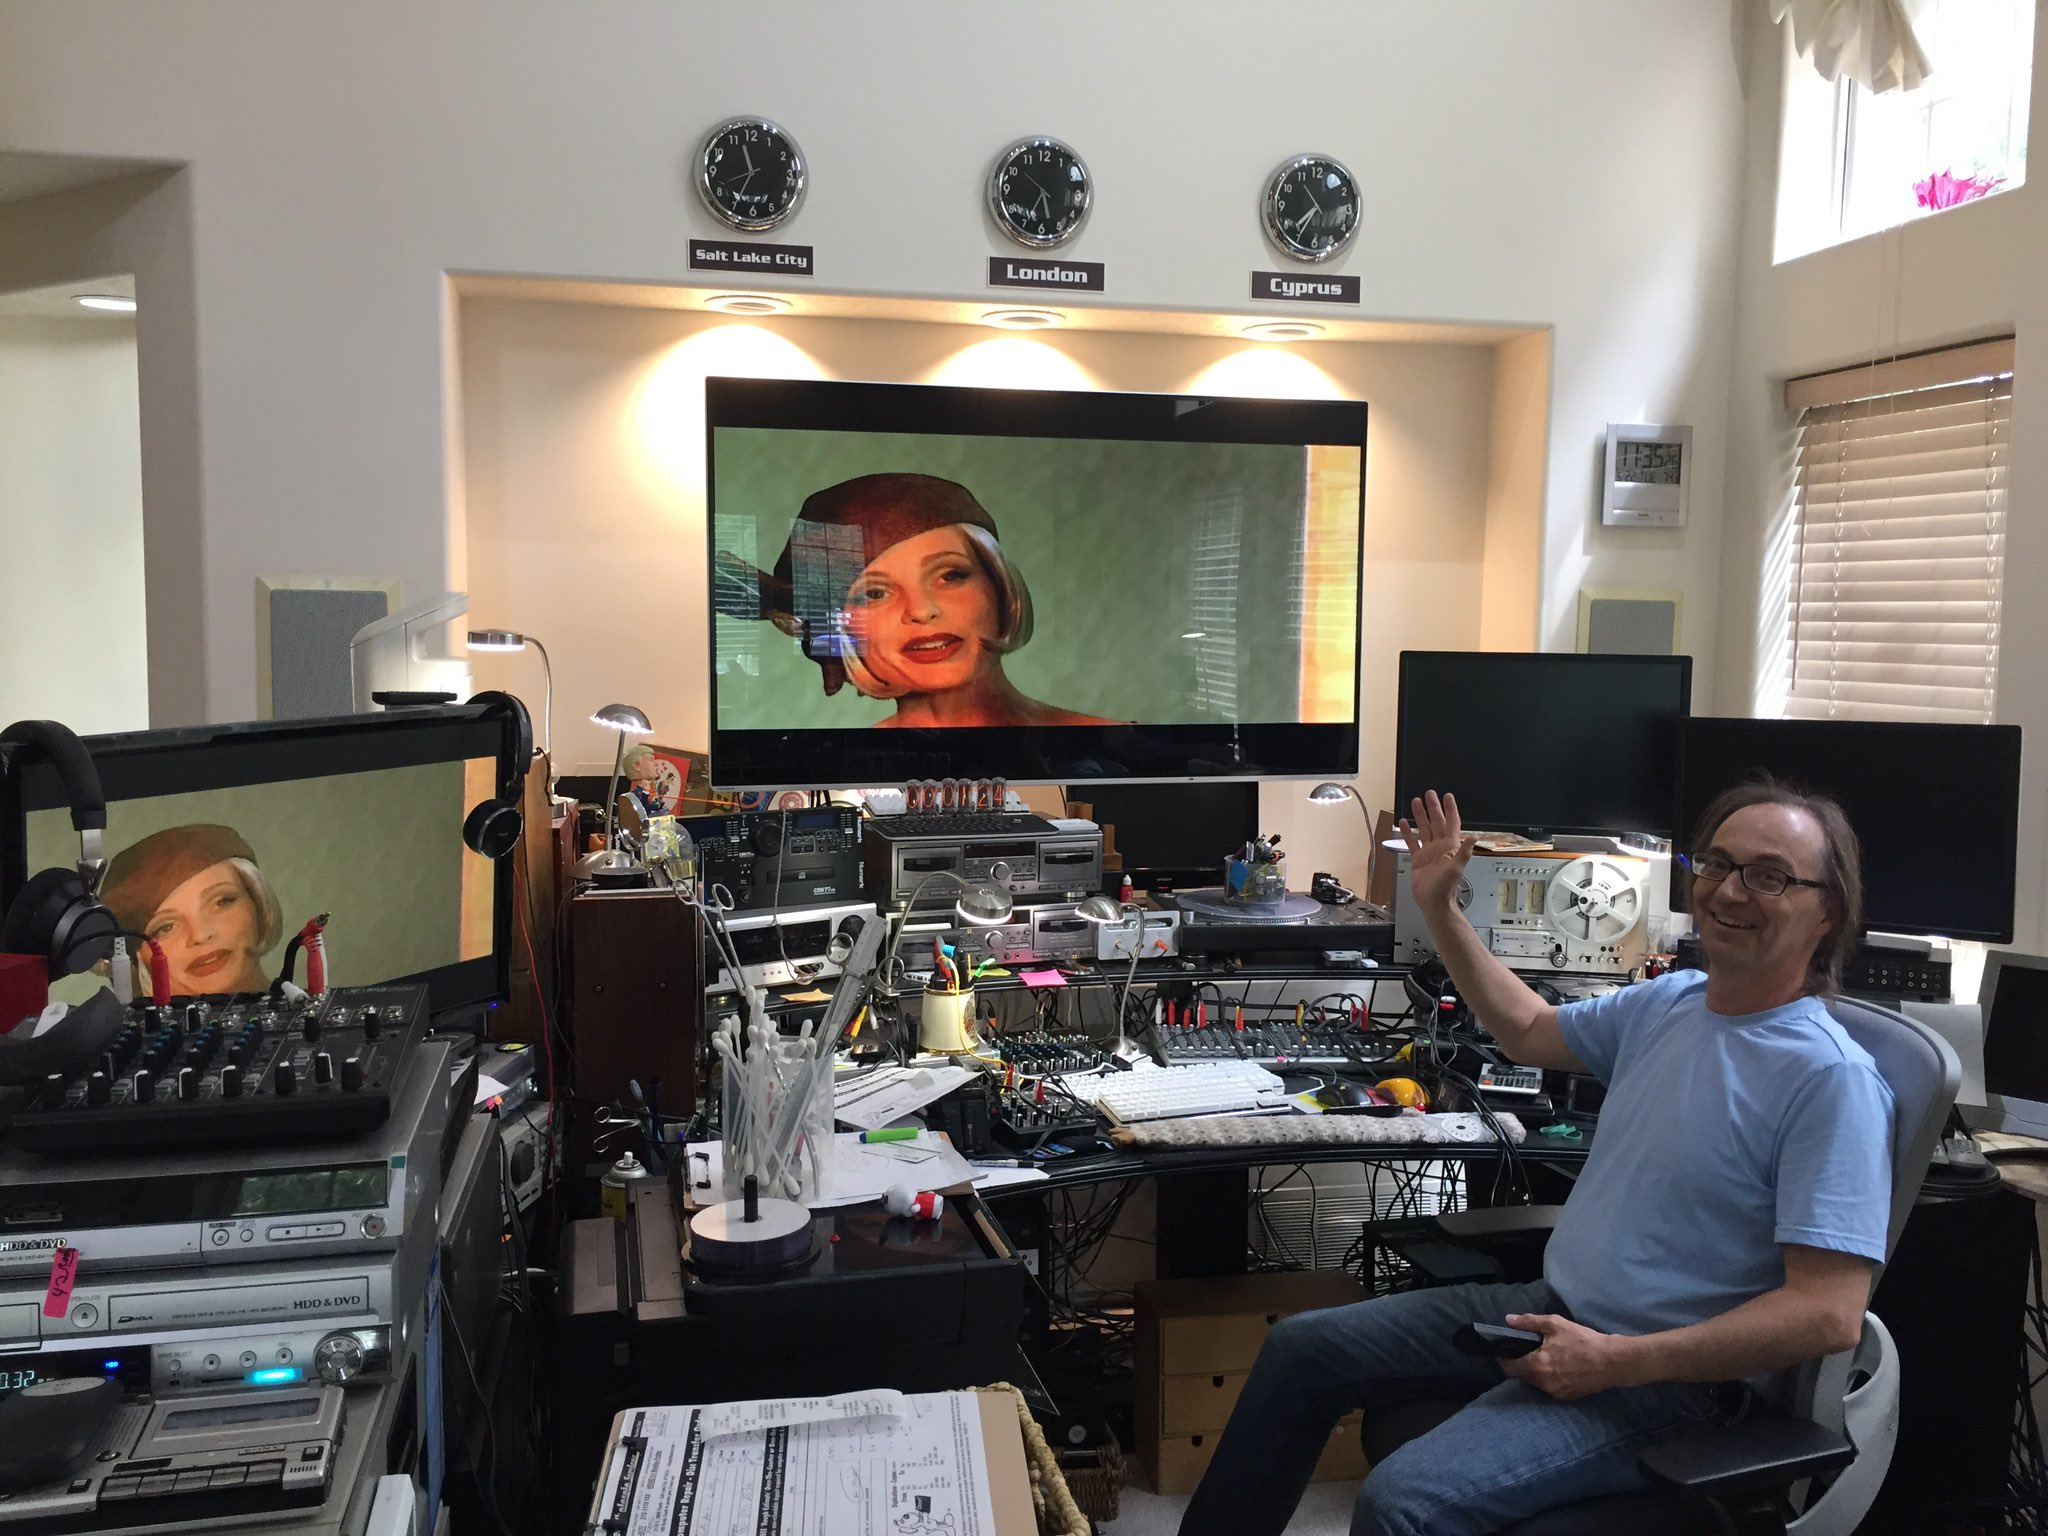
[1393,846,1653,977]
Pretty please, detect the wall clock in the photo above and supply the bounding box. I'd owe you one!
[1262,154,1360,263]
[987,136,1091,249]
[697,116,806,232]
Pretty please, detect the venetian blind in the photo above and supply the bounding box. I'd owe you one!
[1785,346,2011,724]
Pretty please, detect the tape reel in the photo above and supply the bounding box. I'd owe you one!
[1542,855,1646,946]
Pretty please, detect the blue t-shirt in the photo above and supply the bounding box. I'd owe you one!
[1545,969,1894,1337]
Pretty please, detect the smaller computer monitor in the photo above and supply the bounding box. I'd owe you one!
[1979,950,2048,1136]
[1393,651,1692,839]
[1674,718,2021,943]
[1075,783,1259,894]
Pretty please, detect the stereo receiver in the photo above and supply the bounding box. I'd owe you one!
[694,808,865,912]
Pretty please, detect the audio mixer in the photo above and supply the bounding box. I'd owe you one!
[1,984,427,1154]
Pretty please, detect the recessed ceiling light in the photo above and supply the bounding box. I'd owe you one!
[75,294,137,313]
[1242,320,1323,342]
[1181,631,1207,640]
[703,293,792,316]
[980,308,1063,330]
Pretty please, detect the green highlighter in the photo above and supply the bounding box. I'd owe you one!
[859,1127,920,1144]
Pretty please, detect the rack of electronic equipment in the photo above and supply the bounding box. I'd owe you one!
[0,704,530,1536]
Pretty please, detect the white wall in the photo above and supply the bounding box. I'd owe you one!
[460,297,1503,894]
[0,314,148,733]
[1718,18,2048,949]
[0,0,1748,732]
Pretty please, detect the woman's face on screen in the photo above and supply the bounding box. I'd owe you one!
[841,526,1002,694]
[144,860,266,994]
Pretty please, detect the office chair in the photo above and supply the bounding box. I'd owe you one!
[1358,996,1960,1536]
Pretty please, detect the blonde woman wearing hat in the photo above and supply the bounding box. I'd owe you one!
[716,473,1116,729]
[100,825,283,996]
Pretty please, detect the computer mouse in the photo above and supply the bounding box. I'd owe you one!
[1314,1081,1381,1109]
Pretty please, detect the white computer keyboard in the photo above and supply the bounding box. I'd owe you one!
[1066,1060,1291,1124]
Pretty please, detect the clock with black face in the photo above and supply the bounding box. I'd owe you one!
[987,136,1091,249]
[1262,154,1361,263]
[697,116,806,233]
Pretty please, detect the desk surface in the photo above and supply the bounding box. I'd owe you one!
[1978,1130,2048,1205]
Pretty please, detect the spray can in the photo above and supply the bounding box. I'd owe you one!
[601,1151,653,1221]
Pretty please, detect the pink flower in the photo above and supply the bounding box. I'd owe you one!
[1915,169,2005,209]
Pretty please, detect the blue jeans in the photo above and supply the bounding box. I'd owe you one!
[1177,1279,1734,1536]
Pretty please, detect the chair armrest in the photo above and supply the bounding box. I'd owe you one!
[1435,1204,1565,1243]
[1638,1416,1853,1499]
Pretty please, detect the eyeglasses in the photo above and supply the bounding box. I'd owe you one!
[1680,852,1829,898]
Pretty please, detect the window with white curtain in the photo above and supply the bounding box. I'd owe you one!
[1783,338,2012,724]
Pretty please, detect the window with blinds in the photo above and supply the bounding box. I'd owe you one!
[1784,339,2012,724]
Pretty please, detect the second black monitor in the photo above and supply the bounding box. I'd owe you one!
[1394,651,1693,839]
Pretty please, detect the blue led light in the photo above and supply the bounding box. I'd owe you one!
[103,1360,120,1370]
[247,1367,300,1386]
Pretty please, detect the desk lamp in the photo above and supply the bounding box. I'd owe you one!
[467,630,553,775]
[573,702,654,885]
[1077,894,1154,1060]
[1309,781,1379,896]
[877,871,1013,1003]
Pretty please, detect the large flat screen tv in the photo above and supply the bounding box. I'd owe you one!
[705,378,1367,789]
[1674,716,2021,943]
[1393,651,1694,838]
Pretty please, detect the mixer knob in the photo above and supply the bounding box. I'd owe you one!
[185,1003,204,1035]
[314,1052,334,1086]
[98,1052,117,1081]
[177,1067,199,1102]
[340,1056,363,1093]
[301,1014,321,1043]
[86,1071,110,1107]
[132,1069,155,1103]
[40,1073,66,1109]
[143,1006,163,1031]
[359,1008,382,1041]
[272,1060,297,1096]
[221,1064,242,1100]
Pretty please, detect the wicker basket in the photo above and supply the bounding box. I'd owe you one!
[1054,1433,1126,1526]
[974,1384,1091,1536]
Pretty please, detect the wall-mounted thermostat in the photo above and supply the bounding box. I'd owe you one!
[1602,423,1691,528]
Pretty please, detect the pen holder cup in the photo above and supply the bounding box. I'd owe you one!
[919,985,978,1055]
[1225,854,1287,903]
[720,1035,833,1205]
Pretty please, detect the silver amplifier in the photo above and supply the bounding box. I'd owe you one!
[0,1040,453,1278]
[708,901,877,990]
[0,1245,418,1394]
[0,1377,343,1526]
[1029,903,1093,961]
[866,823,1102,910]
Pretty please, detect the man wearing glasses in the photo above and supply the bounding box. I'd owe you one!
[1180,780,1893,1536]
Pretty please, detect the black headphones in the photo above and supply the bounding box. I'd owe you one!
[0,720,123,981]
[462,692,533,861]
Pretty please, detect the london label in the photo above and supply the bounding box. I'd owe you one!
[987,257,1105,293]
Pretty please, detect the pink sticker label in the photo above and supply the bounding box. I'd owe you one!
[43,1246,77,1319]
[1017,968,1066,989]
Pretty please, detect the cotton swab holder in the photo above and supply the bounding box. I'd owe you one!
[919,984,978,1054]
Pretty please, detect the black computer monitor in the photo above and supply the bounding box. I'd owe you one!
[705,377,1367,788]
[1393,651,1693,838]
[0,705,518,1016]
[1980,950,2048,1136]
[1674,717,2021,943]
[1077,782,1260,893]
